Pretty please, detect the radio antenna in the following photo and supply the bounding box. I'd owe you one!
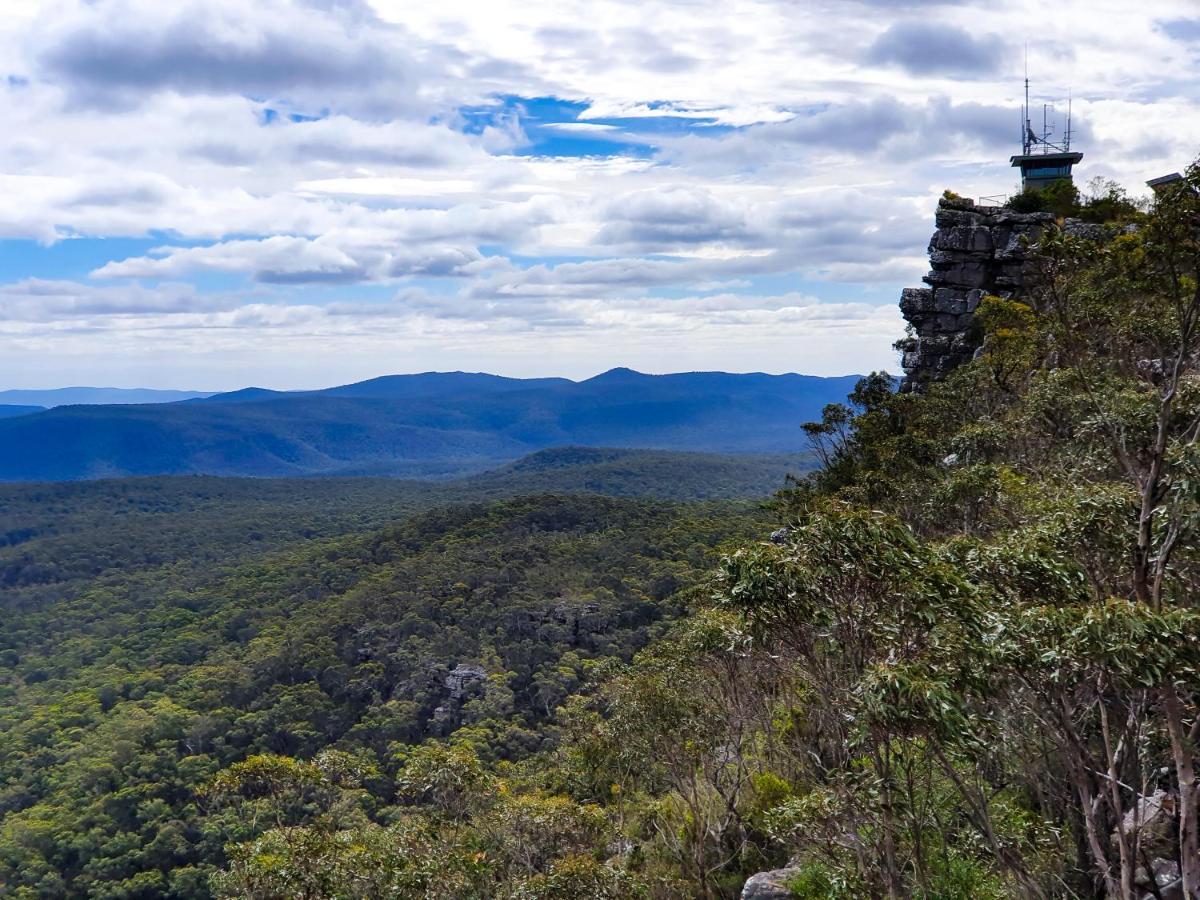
[1011,50,1083,190]
[1022,45,1032,154]
[1065,89,1072,151]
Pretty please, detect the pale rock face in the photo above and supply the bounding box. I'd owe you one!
[741,867,800,900]
[899,195,1058,391]
[1137,857,1182,900]
[1116,789,1177,860]
[444,663,487,699]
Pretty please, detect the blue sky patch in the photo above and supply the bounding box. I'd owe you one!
[456,94,736,158]
[0,237,165,282]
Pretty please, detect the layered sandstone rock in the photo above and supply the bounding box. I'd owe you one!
[898,196,1053,390]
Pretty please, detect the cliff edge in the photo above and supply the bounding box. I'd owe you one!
[897,196,1053,390]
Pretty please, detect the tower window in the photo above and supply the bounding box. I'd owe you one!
[1024,166,1071,179]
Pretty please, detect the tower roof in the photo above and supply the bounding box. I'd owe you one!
[1011,151,1083,168]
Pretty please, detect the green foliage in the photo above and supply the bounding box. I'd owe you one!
[0,481,766,897]
[746,165,1200,897]
[786,862,859,899]
[1007,178,1080,217]
[0,451,806,610]
[395,744,494,820]
[209,743,639,899]
[11,167,1200,898]
[1078,176,1145,224]
[508,854,647,899]
[211,817,493,899]
[1005,175,1143,225]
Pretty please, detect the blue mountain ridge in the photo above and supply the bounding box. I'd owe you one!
[0,387,212,407]
[0,405,44,420]
[0,369,862,481]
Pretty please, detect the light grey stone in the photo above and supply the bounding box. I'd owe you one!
[444,663,487,699]
[899,287,934,315]
[741,868,799,900]
[1064,219,1107,241]
[901,195,1073,390]
[1137,857,1182,900]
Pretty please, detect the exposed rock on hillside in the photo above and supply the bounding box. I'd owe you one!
[898,195,1052,390]
[444,663,487,699]
[741,867,800,899]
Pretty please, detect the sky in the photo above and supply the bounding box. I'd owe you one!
[1,0,1199,389]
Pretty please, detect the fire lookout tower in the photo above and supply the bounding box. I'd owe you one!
[1010,78,1081,191]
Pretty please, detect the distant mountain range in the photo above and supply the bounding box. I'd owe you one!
[0,387,213,407]
[0,368,860,481]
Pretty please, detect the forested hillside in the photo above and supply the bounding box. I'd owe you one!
[0,491,767,897]
[0,405,42,420]
[6,171,1198,899]
[478,172,1194,898]
[77,168,1192,900]
[0,451,792,897]
[0,448,806,610]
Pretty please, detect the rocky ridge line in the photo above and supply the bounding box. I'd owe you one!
[897,195,1052,390]
[897,194,1112,390]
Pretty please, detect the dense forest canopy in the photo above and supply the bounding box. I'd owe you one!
[0,449,807,611]
[0,455,780,897]
[691,169,1200,897]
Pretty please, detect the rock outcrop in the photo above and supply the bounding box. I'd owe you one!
[1137,857,1183,900]
[898,196,1053,390]
[741,867,800,899]
[444,663,487,699]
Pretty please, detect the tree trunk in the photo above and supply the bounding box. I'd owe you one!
[875,748,907,899]
[1164,685,1200,898]
[1099,699,1137,899]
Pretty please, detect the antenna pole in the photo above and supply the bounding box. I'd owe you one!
[1065,90,1072,151]
[1023,45,1031,155]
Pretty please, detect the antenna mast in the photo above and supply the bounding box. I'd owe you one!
[1065,90,1072,152]
[1022,47,1032,155]
[1011,52,1083,191]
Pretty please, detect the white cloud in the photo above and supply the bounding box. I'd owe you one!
[94,235,486,283]
[0,0,1198,386]
[31,0,429,115]
[0,279,903,387]
[0,278,240,320]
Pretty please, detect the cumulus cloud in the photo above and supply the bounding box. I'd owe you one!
[459,248,816,304]
[657,96,1023,178]
[33,0,425,114]
[596,186,754,251]
[188,115,498,168]
[0,278,236,320]
[0,0,1196,386]
[866,23,1006,76]
[95,236,486,283]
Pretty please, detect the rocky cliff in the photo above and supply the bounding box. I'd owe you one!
[897,196,1054,390]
